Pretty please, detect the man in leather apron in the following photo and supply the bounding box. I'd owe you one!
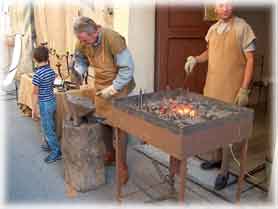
[184,1,256,190]
[73,16,136,185]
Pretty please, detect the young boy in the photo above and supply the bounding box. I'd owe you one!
[32,46,61,163]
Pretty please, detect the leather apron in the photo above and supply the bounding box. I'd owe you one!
[204,18,246,103]
[202,19,246,161]
[86,34,135,120]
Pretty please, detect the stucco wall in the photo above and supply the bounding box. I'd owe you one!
[113,4,156,93]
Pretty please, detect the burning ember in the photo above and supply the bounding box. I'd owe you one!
[132,95,238,128]
[172,105,196,117]
[141,98,201,124]
[161,99,197,118]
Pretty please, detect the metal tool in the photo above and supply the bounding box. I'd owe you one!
[138,88,144,110]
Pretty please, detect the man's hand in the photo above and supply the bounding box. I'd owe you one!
[234,88,250,106]
[184,56,197,74]
[96,85,118,99]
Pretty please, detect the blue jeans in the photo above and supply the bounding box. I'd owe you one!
[39,99,60,154]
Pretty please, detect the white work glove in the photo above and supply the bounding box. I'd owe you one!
[184,56,197,74]
[96,85,118,99]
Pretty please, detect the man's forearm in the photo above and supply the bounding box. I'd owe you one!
[242,52,255,89]
[196,50,208,63]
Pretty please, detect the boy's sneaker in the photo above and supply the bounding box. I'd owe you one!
[40,144,51,152]
[44,152,62,164]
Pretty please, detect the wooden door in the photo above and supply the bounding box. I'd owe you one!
[155,5,214,93]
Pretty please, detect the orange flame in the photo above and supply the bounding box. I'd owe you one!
[189,110,196,117]
[173,104,197,118]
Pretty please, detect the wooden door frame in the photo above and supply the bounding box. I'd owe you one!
[154,6,168,91]
[154,5,213,91]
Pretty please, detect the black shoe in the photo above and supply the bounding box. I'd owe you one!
[44,152,62,164]
[40,144,51,152]
[214,174,229,190]
[201,160,222,170]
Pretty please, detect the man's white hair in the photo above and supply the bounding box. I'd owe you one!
[215,0,233,6]
[73,16,98,35]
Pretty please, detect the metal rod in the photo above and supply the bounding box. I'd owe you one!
[137,89,140,108]
[65,51,70,75]
[139,88,143,110]
[141,89,144,109]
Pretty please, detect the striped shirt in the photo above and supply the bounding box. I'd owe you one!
[32,64,56,102]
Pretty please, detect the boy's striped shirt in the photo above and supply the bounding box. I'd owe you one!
[32,64,56,102]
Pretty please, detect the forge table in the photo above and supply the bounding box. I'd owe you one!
[110,89,254,203]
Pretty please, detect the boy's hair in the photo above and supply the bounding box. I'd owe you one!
[33,46,49,63]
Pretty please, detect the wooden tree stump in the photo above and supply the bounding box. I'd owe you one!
[62,120,108,192]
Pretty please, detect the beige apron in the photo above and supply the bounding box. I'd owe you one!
[202,19,246,161]
[204,18,246,103]
[85,33,135,120]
